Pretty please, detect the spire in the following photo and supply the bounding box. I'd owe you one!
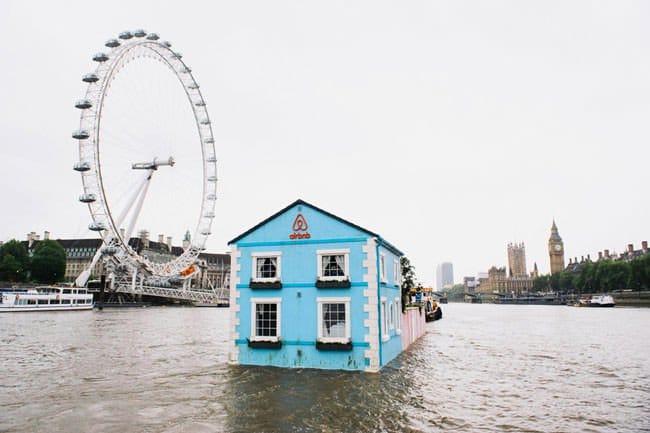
[549,220,562,241]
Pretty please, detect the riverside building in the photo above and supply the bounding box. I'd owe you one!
[227,199,408,372]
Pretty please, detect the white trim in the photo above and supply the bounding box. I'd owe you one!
[228,245,242,364]
[380,253,387,283]
[251,251,282,283]
[394,259,401,286]
[381,297,389,342]
[317,248,350,281]
[395,296,402,335]
[316,296,351,343]
[250,297,282,342]
[362,238,380,372]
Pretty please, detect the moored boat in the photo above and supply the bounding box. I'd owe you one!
[575,294,616,308]
[0,286,94,312]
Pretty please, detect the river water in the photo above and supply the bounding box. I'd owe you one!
[0,303,648,433]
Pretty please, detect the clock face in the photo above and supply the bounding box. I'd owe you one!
[554,244,562,252]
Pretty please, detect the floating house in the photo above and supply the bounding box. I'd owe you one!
[227,199,406,372]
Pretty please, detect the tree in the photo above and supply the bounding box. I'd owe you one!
[0,239,29,282]
[559,270,576,291]
[30,240,66,283]
[400,256,417,310]
[533,275,550,292]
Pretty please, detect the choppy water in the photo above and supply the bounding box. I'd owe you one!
[0,303,648,432]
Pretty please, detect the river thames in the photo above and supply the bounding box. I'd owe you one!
[0,303,648,433]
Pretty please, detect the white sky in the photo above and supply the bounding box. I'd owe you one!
[1,1,649,286]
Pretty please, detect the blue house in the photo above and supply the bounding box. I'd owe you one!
[227,199,404,372]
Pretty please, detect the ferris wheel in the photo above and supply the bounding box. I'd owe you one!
[72,29,217,288]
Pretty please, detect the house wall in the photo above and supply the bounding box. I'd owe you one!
[401,307,427,350]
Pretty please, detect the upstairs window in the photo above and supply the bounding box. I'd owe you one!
[380,254,387,283]
[251,252,282,282]
[317,249,349,281]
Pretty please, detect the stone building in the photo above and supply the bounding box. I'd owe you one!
[22,231,229,292]
[507,242,527,277]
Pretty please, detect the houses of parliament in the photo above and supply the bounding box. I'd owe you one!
[468,221,565,295]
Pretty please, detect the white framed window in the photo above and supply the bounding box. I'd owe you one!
[251,252,282,282]
[389,301,395,330]
[317,249,350,281]
[380,253,387,283]
[250,298,281,342]
[395,296,402,335]
[317,297,351,343]
[394,259,401,286]
[381,297,389,342]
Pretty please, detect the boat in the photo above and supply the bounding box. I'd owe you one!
[424,297,443,322]
[0,286,94,312]
[575,295,616,308]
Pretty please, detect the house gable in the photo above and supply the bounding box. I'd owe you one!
[229,199,375,246]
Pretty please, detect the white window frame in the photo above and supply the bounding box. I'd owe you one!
[317,297,351,344]
[389,301,395,330]
[381,297,389,342]
[316,249,350,282]
[251,251,282,283]
[394,259,401,286]
[380,253,387,283]
[250,297,282,342]
[395,296,402,335]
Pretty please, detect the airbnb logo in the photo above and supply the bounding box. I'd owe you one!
[290,214,311,239]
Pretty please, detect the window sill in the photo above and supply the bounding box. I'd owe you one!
[249,280,282,289]
[382,335,390,343]
[315,279,351,289]
[247,338,282,349]
[315,340,353,351]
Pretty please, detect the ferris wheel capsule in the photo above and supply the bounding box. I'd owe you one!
[207,176,217,182]
[73,161,91,171]
[89,222,106,231]
[204,137,214,144]
[102,245,118,255]
[171,52,182,59]
[93,52,109,62]
[79,193,97,203]
[133,29,147,38]
[119,31,133,40]
[105,39,120,48]
[75,99,92,109]
[82,73,99,83]
[188,83,199,90]
[72,130,90,140]
[146,32,159,41]
[161,41,172,48]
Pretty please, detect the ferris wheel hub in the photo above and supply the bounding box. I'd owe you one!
[131,156,175,170]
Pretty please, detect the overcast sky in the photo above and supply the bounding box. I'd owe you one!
[1,1,649,286]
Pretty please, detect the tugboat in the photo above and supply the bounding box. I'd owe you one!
[425,296,443,322]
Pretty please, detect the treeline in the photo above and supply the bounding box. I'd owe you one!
[0,239,66,284]
[533,254,650,293]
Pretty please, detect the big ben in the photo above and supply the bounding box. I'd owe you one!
[548,220,565,274]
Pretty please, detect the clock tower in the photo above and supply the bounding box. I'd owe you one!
[548,220,565,274]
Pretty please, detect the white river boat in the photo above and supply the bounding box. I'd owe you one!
[0,286,93,312]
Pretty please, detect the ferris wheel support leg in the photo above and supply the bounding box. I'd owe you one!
[124,169,155,244]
